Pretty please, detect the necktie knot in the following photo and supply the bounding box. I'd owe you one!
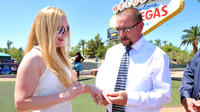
[126,47,132,54]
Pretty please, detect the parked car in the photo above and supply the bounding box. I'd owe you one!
[0,63,11,75]
[10,63,19,74]
[0,63,19,75]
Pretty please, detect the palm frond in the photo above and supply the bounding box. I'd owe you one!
[180,25,200,50]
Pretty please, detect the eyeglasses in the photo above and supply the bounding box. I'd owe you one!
[116,21,141,32]
[57,26,70,35]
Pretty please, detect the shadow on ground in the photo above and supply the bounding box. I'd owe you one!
[78,77,93,82]
[172,77,182,81]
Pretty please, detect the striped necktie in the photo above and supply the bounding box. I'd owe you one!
[112,47,132,112]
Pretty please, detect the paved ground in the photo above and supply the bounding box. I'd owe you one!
[170,70,183,78]
[0,70,185,112]
[0,78,16,81]
[160,106,185,112]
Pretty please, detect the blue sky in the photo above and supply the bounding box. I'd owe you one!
[0,0,199,52]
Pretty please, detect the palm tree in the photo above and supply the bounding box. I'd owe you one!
[79,40,86,56]
[7,40,13,50]
[155,39,161,46]
[163,40,168,46]
[149,40,153,43]
[180,25,200,55]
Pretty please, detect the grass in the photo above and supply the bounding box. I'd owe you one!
[0,77,182,112]
[0,81,16,112]
[165,80,182,107]
[71,77,106,112]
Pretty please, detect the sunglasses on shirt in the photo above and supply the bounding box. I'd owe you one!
[57,27,70,35]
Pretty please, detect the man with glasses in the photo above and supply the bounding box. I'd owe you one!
[96,7,171,112]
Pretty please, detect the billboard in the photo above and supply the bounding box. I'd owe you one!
[109,0,184,35]
[107,28,119,40]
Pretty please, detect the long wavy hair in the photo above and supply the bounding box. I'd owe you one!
[25,6,75,88]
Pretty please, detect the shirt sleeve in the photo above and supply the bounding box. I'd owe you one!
[126,53,172,109]
[179,50,200,101]
[96,48,111,90]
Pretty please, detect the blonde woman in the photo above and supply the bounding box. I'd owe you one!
[14,6,108,112]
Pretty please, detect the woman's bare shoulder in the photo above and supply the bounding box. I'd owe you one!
[19,47,45,73]
[25,49,43,63]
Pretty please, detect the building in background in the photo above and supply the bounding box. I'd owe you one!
[0,52,18,75]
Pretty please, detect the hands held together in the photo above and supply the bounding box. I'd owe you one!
[60,82,127,106]
[182,98,200,112]
[84,85,128,106]
[103,91,127,106]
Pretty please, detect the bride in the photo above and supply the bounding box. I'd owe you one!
[14,6,109,112]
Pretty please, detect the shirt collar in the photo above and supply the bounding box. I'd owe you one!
[131,35,145,51]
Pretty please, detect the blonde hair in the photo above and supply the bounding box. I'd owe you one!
[25,6,75,88]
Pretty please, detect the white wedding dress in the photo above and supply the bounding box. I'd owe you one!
[32,68,72,112]
[31,47,72,112]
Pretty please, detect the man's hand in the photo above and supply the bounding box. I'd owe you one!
[181,97,200,112]
[106,91,127,106]
[194,100,200,112]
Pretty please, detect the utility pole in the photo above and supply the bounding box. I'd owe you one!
[171,48,173,69]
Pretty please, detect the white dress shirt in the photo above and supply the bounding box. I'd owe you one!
[96,37,171,112]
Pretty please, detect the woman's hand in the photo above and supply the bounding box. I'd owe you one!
[102,90,112,106]
[85,85,111,106]
[60,82,84,101]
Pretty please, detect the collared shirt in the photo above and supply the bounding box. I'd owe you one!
[96,37,171,112]
[180,49,200,101]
